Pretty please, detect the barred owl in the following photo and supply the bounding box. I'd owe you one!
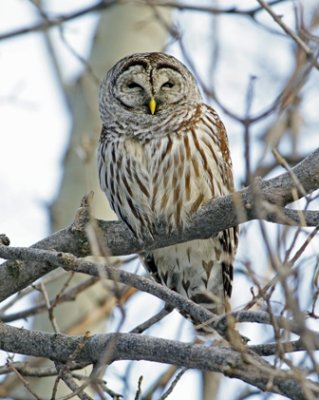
[98,52,238,331]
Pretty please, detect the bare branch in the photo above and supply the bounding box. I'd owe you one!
[1,323,318,399]
[1,246,318,346]
[249,340,305,356]
[0,361,88,378]
[6,363,42,400]
[0,277,98,323]
[55,362,94,400]
[158,367,187,400]
[0,148,318,302]
[255,0,319,69]
[0,0,288,42]
[130,306,172,334]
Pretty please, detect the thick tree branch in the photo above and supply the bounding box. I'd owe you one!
[0,147,318,302]
[0,323,318,400]
[1,246,319,348]
[0,246,224,337]
[1,244,318,397]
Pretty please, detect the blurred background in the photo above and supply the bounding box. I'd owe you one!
[0,1,319,399]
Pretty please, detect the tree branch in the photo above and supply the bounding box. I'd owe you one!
[1,246,319,347]
[255,0,319,69]
[0,246,223,337]
[0,277,98,323]
[0,147,318,302]
[0,0,287,42]
[0,323,318,400]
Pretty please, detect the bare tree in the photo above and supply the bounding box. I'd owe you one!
[1,1,319,399]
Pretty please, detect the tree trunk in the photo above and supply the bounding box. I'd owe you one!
[7,3,170,398]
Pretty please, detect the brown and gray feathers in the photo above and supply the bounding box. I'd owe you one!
[98,52,238,332]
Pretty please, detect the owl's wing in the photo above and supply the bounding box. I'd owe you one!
[205,105,235,193]
[143,253,162,284]
[98,125,155,238]
[204,106,238,300]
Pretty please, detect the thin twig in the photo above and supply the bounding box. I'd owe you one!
[38,282,60,333]
[0,361,88,377]
[55,362,94,400]
[7,363,42,400]
[0,0,289,42]
[134,376,143,400]
[243,75,257,185]
[130,306,172,334]
[158,368,187,400]
[0,277,98,322]
[255,0,319,68]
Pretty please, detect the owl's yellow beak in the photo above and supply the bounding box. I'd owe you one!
[149,97,156,115]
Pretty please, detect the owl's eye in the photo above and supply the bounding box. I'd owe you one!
[161,81,174,89]
[127,82,143,90]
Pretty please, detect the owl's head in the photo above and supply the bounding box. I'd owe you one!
[99,52,201,122]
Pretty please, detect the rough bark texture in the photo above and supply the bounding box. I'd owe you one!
[1,323,319,400]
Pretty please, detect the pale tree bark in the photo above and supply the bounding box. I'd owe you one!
[201,0,222,396]
[6,3,170,398]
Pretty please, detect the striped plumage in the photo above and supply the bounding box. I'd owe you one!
[98,52,238,330]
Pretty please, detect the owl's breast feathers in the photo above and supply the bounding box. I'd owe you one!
[98,104,236,234]
[98,103,238,317]
[99,105,233,231]
[98,53,238,325]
